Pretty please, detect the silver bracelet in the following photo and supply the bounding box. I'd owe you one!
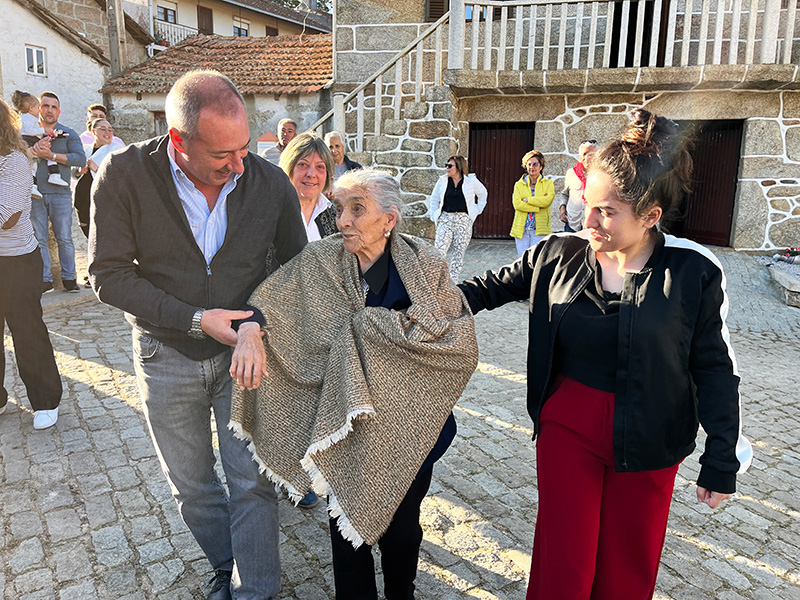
[188,309,206,339]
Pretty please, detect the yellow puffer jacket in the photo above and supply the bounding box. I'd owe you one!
[509,174,555,238]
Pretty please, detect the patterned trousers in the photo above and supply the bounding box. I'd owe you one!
[434,211,473,282]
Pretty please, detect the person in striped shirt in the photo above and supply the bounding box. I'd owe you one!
[0,99,62,429]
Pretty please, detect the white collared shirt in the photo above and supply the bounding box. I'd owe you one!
[304,194,332,242]
[167,141,242,264]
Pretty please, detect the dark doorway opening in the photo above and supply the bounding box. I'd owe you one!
[469,122,536,238]
[669,120,744,246]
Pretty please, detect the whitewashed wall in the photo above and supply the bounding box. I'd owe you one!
[1,2,108,134]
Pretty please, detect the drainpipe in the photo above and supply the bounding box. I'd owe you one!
[107,0,129,75]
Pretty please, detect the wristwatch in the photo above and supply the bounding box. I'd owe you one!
[188,309,206,339]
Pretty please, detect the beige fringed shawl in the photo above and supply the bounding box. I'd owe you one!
[229,232,478,547]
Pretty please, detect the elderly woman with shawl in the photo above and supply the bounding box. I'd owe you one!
[229,168,478,600]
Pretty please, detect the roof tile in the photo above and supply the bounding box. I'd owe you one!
[100,34,332,95]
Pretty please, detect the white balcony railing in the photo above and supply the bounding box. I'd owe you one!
[315,0,798,151]
[447,0,797,70]
[153,20,199,47]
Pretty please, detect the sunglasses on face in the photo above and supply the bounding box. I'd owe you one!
[582,139,597,145]
[445,163,455,169]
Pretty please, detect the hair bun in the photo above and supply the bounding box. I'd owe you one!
[621,108,679,157]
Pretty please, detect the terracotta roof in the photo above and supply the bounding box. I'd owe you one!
[100,34,333,95]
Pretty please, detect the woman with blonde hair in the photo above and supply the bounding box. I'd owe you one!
[0,99,62,429]
[279,132,337,242]
[510,150,555,256]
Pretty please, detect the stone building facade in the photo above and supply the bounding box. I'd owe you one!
[330,0,800,250]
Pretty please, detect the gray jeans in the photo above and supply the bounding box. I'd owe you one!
[132,330,280,599]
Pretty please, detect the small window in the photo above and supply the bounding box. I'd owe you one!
[426,0,449,21]
[25,46,46,76]
[157,4,177,23]
[265,25,279,36]
[233,17,249,36]
[154,111,168,137]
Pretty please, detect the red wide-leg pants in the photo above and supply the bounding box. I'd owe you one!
[526,376,680,600]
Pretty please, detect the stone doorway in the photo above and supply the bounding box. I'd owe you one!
[672,119,744,246]
[469,122,537,238]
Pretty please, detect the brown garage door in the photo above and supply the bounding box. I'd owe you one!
[469,122,536,238]
[672,120,743,247]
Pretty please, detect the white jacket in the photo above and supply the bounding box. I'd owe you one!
[428,173,488,223]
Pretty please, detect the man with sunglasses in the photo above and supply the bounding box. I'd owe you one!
[557,140,597,232]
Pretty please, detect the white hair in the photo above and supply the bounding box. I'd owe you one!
[332,168,403,225]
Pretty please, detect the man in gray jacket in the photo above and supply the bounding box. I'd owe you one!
[89,71,307,600]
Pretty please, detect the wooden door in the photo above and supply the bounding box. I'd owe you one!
[469,123,536,238]
[197,6,213,34]
[671,120,743,246]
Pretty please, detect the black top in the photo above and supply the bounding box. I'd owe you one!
[74,146,100,216]
[363,245,456,476]
[362,247,391,305]
[555,265,620,393]
[442,177,468,214]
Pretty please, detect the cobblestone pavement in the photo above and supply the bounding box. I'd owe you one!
[2,239,799,599]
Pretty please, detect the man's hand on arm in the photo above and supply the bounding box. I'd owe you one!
[200,308,254,346]
[230,322,269,390]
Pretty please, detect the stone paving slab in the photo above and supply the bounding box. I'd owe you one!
[2,239,799,598]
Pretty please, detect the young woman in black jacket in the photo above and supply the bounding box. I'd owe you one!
[458,109,752,600]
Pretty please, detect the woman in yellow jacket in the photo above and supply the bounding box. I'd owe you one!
[510,150,555,257]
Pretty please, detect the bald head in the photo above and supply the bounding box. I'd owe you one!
[165,70,245,142]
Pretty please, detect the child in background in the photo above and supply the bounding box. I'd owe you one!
[11,90,69,198]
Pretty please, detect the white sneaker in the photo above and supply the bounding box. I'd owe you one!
[31,183,42,199]
[48,173,68,186]
[33,407,59,429]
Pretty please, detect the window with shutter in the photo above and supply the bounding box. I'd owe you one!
[426,0,449,21]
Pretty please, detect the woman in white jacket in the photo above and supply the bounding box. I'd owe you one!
[428,155,488,281]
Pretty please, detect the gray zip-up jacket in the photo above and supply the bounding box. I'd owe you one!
[88,135,307,360]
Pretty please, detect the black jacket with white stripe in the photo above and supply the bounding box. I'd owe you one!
[458,231,752,494]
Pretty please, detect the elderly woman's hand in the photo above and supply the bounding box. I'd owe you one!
[230,322,269,390]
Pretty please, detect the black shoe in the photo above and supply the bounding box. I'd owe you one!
[63,279,80,293]
[42,281,54,295]
[206,570,232,600]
